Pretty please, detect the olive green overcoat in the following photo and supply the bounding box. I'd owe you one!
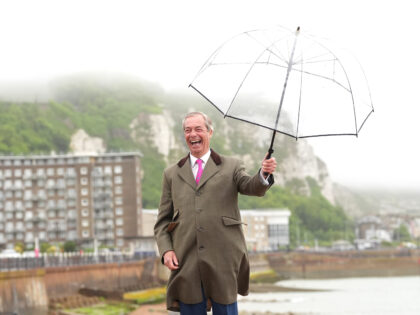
[154,150,273,311]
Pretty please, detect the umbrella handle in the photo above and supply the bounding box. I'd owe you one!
[266,148,274,160]
[263,131,276,177]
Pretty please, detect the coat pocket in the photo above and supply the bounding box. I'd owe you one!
[167,209,180,233]
[221,216,247,226]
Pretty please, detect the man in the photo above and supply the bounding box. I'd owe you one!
[154,112,277,315]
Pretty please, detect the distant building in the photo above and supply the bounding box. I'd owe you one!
[0,152,143,250]
[141,208,291,252]
[141,209,158,237]
[241,209,291,252]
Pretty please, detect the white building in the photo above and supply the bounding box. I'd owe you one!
[241,209,291,252]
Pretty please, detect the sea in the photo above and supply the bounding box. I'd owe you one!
[237,276,420,315]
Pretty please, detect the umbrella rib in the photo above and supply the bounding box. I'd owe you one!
[209,60,351,93]
[223,35,294,117]
[357,109,374,134]
[295,55,304,139]
[260,61,351,93]
[245,31,291,65]
[225,114,360,138]
[271,27,301,142]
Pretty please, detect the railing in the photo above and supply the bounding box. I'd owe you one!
[0,251,157,271]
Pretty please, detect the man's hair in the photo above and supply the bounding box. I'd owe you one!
[182,112,213,131]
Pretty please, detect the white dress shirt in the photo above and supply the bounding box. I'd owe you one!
[190,150,211,180]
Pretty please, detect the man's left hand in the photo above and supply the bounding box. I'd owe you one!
[261,156,277,176]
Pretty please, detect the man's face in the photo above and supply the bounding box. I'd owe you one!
[183,114,213,158]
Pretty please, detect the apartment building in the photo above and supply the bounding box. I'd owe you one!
[241,209,291,251]
[0,152,143,250]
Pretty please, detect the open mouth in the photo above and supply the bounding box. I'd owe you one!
[190,140,202,146]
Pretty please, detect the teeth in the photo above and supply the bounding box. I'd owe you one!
[191,140,201,144]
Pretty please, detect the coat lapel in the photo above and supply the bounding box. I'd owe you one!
[177,154,196,189]
[176,150,222,190]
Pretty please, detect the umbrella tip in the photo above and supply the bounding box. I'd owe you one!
[297,26,300,32]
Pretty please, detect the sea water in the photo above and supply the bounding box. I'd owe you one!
[238,276,420,315]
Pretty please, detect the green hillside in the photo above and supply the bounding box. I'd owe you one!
[0,74,353,246]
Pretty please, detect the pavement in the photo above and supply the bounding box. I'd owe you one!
[128,302,179,315]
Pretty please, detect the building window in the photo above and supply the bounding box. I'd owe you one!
[116,218,123,226]
[116,239,124,247]
[116,228,123,236]
[80,177,88,185]
[81,209,89,217]
[80,167,88,175]
[115,197,123,205]
[82,230,89,238]
[14,169,22,177]
[115,207,123,216]
[4,169,12,177]
[82,220,89,227]
[24,169,32,177]
[115,186,122,195]
[114,166,122,174]
[104,166,112,175]
[114,176,122,184]
[4,180,12,189]
[81,199,89,206]
[57,168,64,175]
[81,188,89,196]
[47,168,55,176]
[68,210,76,219]
[24,180,32,187]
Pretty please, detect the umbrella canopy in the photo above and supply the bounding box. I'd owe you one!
[189,26,374,155]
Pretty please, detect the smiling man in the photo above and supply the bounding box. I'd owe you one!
[154,111,277,315]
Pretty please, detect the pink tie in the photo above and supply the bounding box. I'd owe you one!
[196,159,203,184]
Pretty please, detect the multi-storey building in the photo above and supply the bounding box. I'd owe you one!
[241,209,291,251]
[0,153,143,250]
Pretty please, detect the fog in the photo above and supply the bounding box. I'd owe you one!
[0,0,419,191]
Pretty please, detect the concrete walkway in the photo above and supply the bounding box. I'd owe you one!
[128,302,179,315]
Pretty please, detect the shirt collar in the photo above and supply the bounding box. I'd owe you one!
[190,149,211,167]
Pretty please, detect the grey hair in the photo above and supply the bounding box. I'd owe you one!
[182,112,214,131]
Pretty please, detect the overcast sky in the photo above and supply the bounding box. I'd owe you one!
[0,0,419,191]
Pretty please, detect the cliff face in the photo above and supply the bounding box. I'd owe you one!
[129,107,336,204]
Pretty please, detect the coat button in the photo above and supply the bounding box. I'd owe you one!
[199,245,205,250]
[195,191,201,196]
[197,227,204,232]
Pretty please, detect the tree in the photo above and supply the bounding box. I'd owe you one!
[40,242,52,253]
[14,242,25,253]
[63,241,77,252]
[393,224,411,242]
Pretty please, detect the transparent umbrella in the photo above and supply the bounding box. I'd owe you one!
[189,26,374,157]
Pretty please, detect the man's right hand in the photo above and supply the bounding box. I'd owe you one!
[163,250,179,270]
